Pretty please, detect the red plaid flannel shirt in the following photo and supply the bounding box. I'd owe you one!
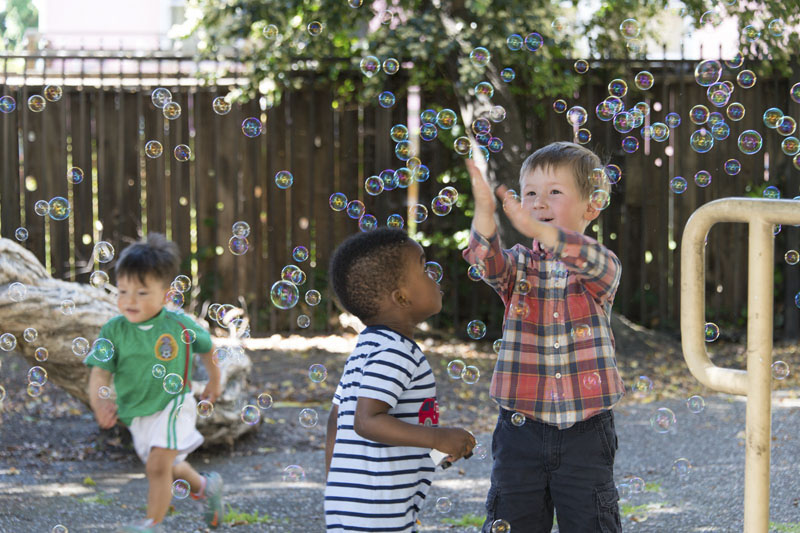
[463,227,625,429]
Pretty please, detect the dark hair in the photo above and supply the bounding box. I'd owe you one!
[519,141,607,199]
[329,228,413,321]
[115,233,180,286]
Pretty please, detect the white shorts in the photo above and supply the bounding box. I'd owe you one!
[128,393,204,465]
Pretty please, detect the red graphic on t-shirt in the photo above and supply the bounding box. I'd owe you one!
[418,398,439,426]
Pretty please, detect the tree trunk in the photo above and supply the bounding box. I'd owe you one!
[0,238,256,446]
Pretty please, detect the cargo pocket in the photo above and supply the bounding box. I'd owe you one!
[594,481,622,533]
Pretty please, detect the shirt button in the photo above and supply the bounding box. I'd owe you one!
[555,372,562,379]
[554,342,560,349]
[553,312,559,318]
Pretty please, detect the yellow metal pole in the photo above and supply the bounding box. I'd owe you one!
[681,198,800,533]
[743,216,773,533]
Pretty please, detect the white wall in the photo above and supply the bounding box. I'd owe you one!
[33,0,182,50]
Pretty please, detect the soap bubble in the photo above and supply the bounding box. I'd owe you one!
[631,375,653,397]
[737,70,756,89]
[270,280,299,309]
[14,227,28,241]
[506,34,523,51]
[666,113,681,128]
[27,94,46,112]
[469,47,491,67]
[162,373,184,394]
[91,338,115,362]
[163,101,181,120]
[0,95,16,113]
[694,171,712,188]
[382,58,400,75]
[309,364,327,383]
[212,96,231,115]
[257,393,273,410]
[785,250,799,265]
[151,88,171,108]
[329,192,347,211]
[566,106,587,126]
[608,79,628,97]
[436,109,457,129]
[67,166,84,184]
[197,400,214,418]
[435,496,452,513]
[772,361,790,380]
[171,479,190,499]
[694,60,722,86]
[48,197,71,220]
[360,56,381,77]
[574,59,589,74]
[763,107,784,129]
[689,129,714,153]
[619,18,640,39]
[22,328,38,343]
[650,407,676,433]
[673,458,692,478]
[241,405,261,425]
[447,359,466,379]
[461,365,480,384]
[34,200,49,216]
[304,290,321,306]
[500,68,515,83]
[306,21,323,36]
[145,140,163,158]
[0,333,17,351]
[93,241,115,263]
[524,32,543,52]
[242,117,263,138]
[738,130,763,155]
[424,261,443,283]
[634,71,654,90]
[174,144,191,161]
[467,264,486,281]
[378,91,396,108]
[553,99,567,113]
[152,364,166,379]
[228,236,249,256]
[299,408,318,428]
[60,299,76,315]
[466,320,487,339]
[275,170,294,189]
[510,412,526,426]
[687,395,705,413]
[724,159,741,175]
[282,465,306,482]
[297,314,311,328]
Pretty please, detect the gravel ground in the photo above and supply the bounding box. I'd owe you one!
[2,336,800,532]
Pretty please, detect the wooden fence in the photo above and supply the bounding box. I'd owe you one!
[1,52,798,339]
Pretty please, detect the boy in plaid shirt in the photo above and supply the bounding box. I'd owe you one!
[463,142,625,532]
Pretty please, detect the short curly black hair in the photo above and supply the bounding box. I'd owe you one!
[115,233,180,286]
[329,228,413,321]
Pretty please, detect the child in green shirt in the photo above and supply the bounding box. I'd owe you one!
[85,234,223,532]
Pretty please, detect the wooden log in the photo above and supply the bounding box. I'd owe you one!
[0,237,256,446]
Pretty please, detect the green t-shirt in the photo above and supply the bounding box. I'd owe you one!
[85,308,213,426]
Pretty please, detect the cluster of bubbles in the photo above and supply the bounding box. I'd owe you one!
[445,359,481,385]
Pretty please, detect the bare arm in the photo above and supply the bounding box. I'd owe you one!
[354,398,475,461]
[466,158,498,238]
[88,367,118,429]
[325,403,339,479]
[197,349,222,403]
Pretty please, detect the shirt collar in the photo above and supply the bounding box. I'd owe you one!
[532,239,554,259]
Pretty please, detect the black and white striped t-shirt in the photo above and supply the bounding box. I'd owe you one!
[324,325,438,532]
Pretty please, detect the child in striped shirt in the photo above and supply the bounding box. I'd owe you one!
[324,228,476,532]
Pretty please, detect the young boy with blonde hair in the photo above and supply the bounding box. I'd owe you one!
[464,142,624,532]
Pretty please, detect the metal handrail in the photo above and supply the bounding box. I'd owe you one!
[681,197,800,533]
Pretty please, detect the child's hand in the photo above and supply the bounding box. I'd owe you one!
[434,427,476,462]
[201,380,222,404]
[496,184,538,238]
[466,158,496,215]
[92,399,118,429]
